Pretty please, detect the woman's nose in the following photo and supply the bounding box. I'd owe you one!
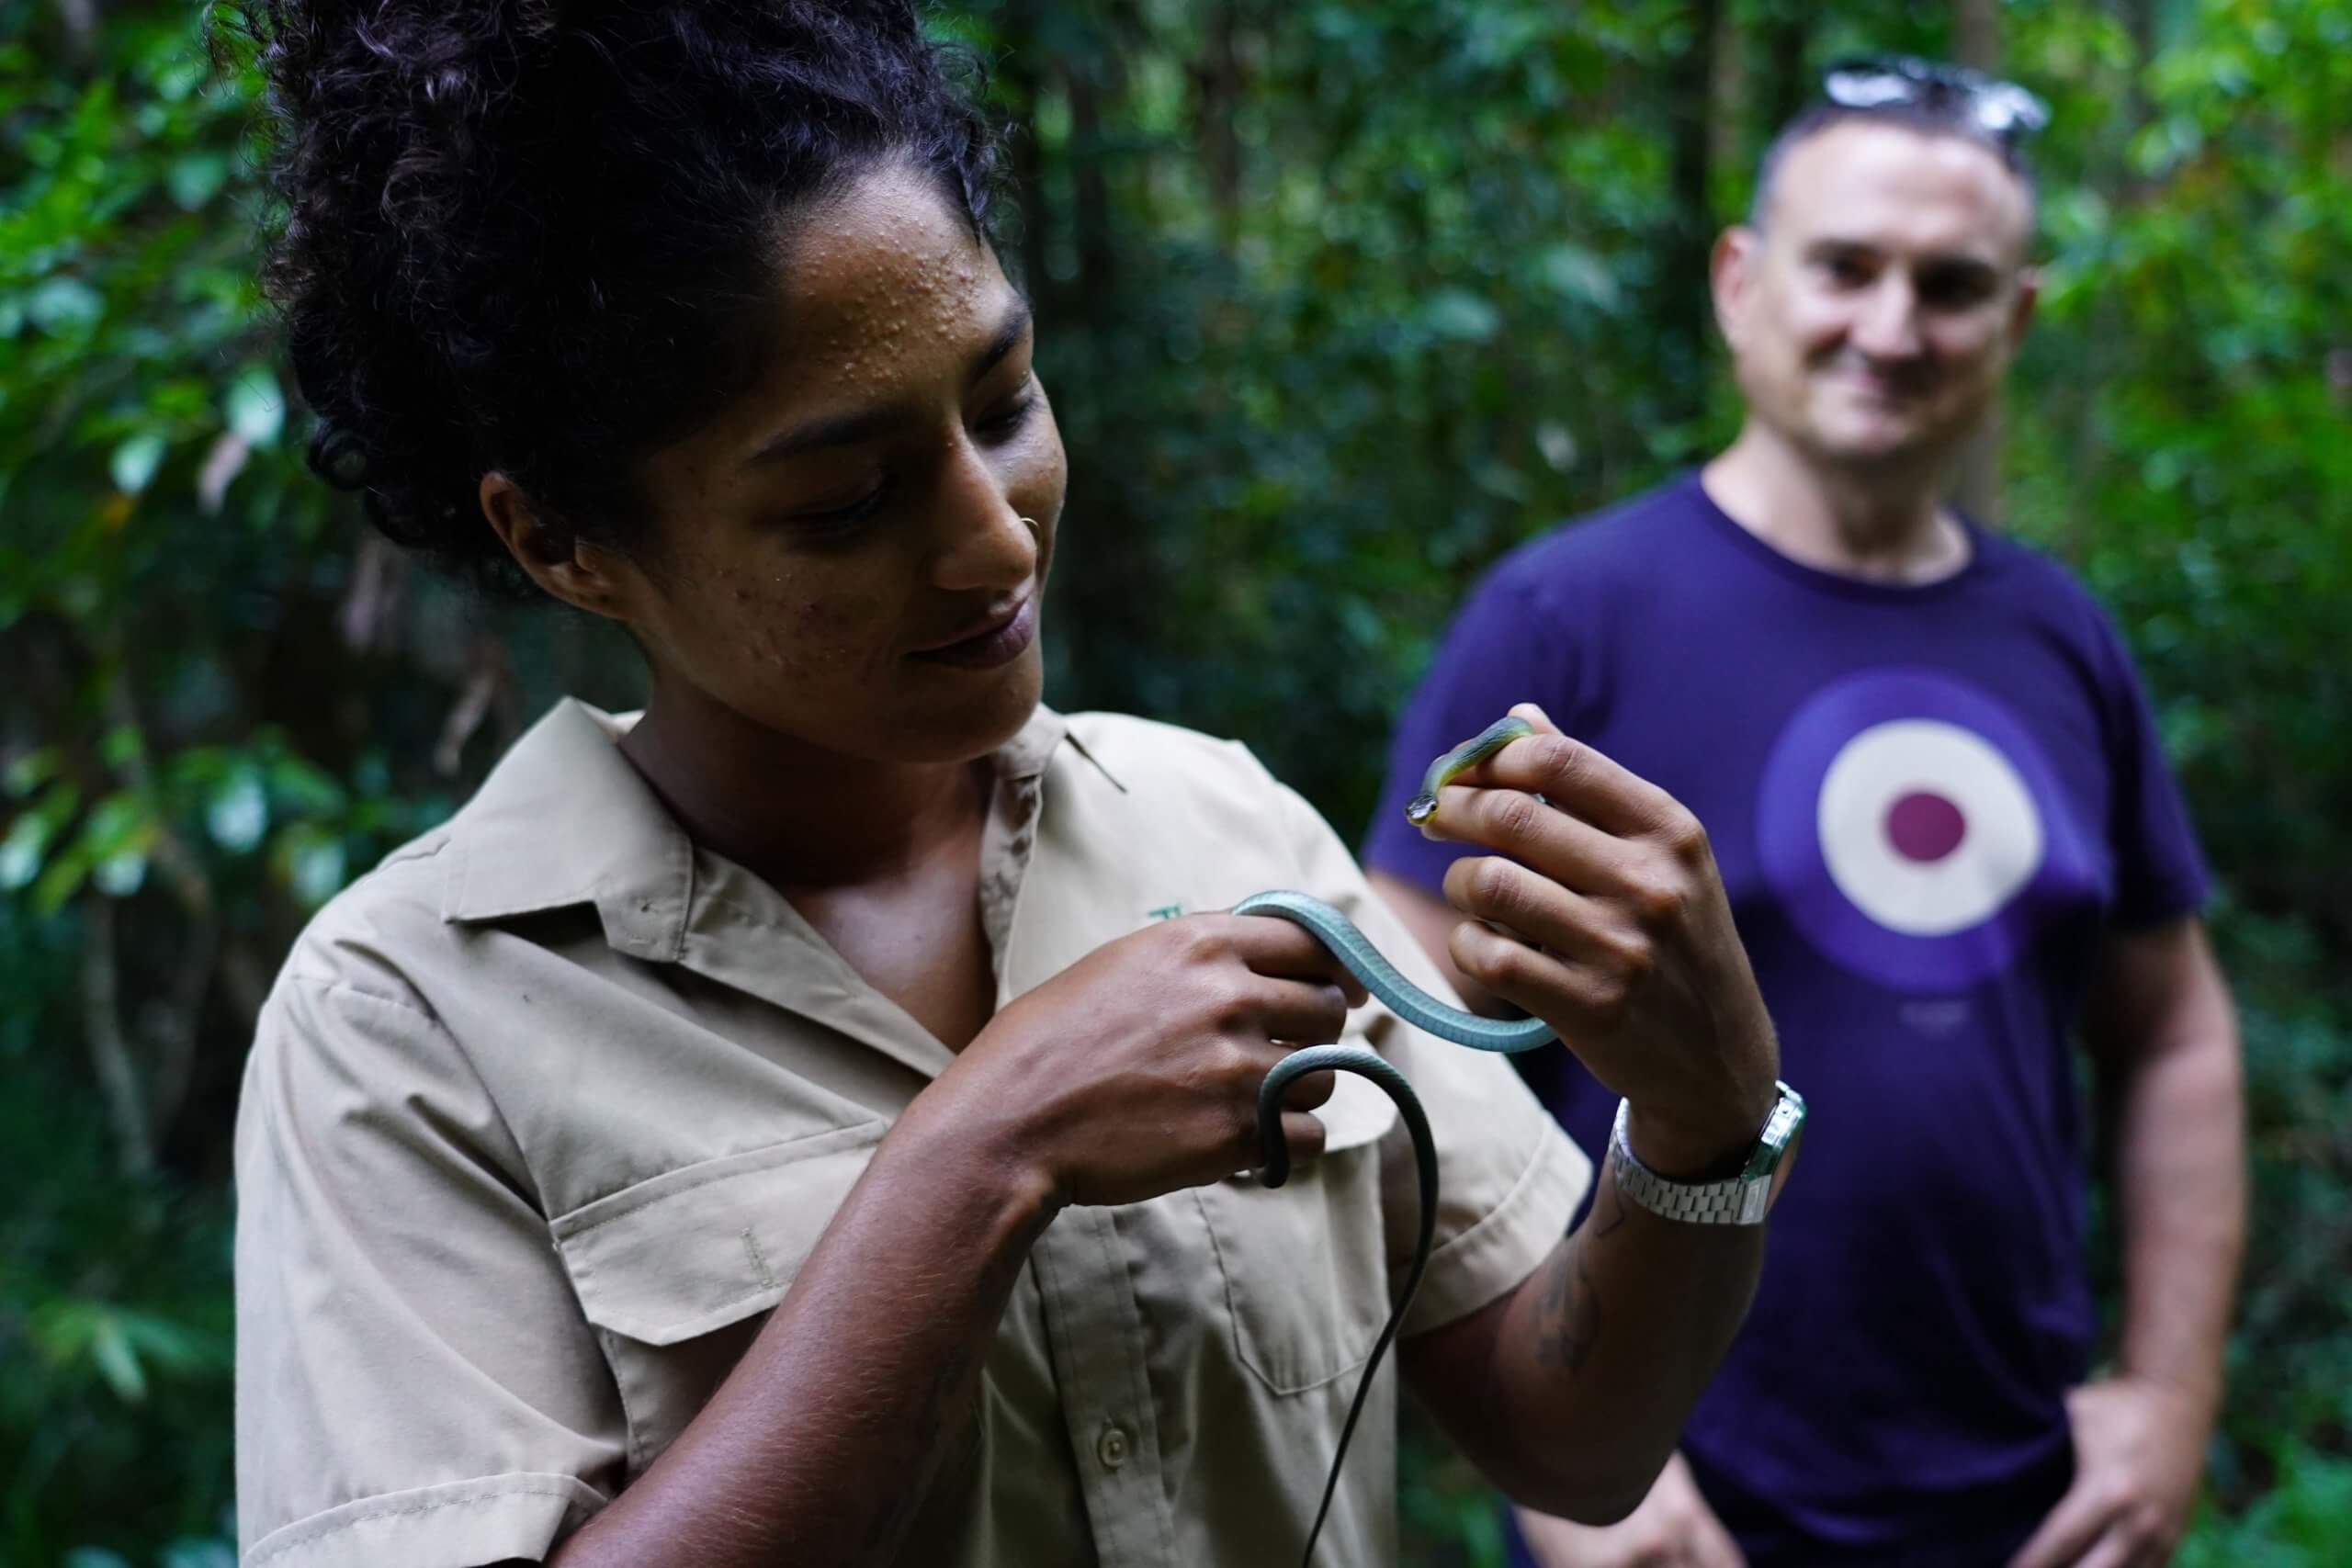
[931,440,1037,592]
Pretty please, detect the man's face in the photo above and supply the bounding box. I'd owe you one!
[1714,121,2038,474]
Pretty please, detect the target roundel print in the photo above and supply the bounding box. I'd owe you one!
[1756,669,2096,991]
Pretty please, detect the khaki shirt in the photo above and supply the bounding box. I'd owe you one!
[235,699,1588,1567]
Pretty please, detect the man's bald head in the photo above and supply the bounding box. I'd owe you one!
[1751,102,2038,243]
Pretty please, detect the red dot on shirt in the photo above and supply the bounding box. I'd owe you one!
[1885,791,1967,863]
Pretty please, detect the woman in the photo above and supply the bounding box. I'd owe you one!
[232,5,1787,1566]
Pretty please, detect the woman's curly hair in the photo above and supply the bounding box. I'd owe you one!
[229,0,1001,592]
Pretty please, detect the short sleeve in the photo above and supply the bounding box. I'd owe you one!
[2082,605,2211,929]
[1267,762,1589,1337]
[1362,563,1581,894]
[235,971,625,1567]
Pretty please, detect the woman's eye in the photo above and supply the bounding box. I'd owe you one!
[789,478,891,534]
[978,383,1038,442]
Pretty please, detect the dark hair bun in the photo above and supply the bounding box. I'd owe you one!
[232,0,999,590]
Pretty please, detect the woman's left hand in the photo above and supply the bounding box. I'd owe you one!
[1419,703,1781,1175]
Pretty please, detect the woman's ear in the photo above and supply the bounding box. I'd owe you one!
[479,472,637,619]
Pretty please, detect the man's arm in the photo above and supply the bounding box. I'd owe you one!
[2010,916,2245,1568]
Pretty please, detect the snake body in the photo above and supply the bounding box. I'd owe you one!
[1230,716,1557,1565]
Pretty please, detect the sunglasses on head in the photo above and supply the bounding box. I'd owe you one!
[1822,55,2051,144]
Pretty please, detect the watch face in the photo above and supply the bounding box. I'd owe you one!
[1740,1086,1807,1179]
[1765,1130,1803,1213]
[1741,1087,1805,1220]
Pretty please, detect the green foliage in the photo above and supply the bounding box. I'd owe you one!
[2,0,2346,1561]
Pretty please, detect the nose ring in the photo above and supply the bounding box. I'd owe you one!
[1017,515,1041,537]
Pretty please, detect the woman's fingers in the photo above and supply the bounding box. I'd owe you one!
[1441,854,1625,967]
[1447,919,1623,1027]
[1217,913,1371,1007]
[1253,977,1353,1047]
[1422,775,1632,891]
[1448,728,1691,842]
[1277,1110,1328,1166]
[1277,1067,1337,1111]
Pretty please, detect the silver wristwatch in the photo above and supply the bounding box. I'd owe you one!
[1607,1081,1807,1225]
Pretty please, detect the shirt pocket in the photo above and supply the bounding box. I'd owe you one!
[1193,1030,1399,1396]
[549,1119,888,1469]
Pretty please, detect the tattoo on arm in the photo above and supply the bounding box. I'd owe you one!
[1534,1183,1624,1373]
[1534,1240,1601,1371]
[1589,1179,1629,1241]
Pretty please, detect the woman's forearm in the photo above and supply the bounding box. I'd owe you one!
[547,1090,1058,1568]
[1430,1163,1764,1524]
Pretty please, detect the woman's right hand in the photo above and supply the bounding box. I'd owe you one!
[939,912,1368,1209]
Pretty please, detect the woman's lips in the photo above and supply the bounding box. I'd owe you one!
[910,596,1036,670]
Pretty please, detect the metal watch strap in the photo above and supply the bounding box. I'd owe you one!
[1608,1096,1780,1225]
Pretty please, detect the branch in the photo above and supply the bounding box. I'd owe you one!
[79,897,154,1179]
[101,641,222,1153]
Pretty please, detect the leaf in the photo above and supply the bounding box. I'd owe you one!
[0,810,54,889]
[5,745,62,797]
[80,791,152,860]
[225,364,285,447]
[166,152,229,211]
[89,1314,148,1403]
[160,1542,236,1568]
[1420,288,1500,343]
[31,840,94,915]
[0,782,80,890]
[1538,243,1623,310]
[27,276,103,333]
[196,430,252,514]
[267,753,346,817]
[289,835,347,908]
[110,433,167,496]
[207,767,268,852]
[93,847,147,897]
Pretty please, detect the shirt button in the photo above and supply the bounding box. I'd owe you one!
[1095,1422,1131,1470]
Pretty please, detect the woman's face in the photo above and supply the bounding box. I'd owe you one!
[604,162,1066,766]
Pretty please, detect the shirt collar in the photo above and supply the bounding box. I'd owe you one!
[439,697,1109,959]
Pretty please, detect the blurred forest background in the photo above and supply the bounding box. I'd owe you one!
[2,0,2346,1562]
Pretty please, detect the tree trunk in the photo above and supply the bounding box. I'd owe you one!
[1194,0,1246,252]
[1755,0,1813,143]
[1659,0,1723,426]
[1949,0,2005,521]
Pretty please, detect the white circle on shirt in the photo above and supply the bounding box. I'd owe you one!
[1815,718,2045,936]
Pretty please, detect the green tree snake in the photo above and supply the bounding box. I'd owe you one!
[1234,716,1557,1566]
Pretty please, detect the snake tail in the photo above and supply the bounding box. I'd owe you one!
[1256,1044,1437,1568]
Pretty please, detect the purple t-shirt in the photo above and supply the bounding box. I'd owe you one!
[1364,474,2208,1556]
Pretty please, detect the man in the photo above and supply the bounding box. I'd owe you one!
[1364,59,2245,1568]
